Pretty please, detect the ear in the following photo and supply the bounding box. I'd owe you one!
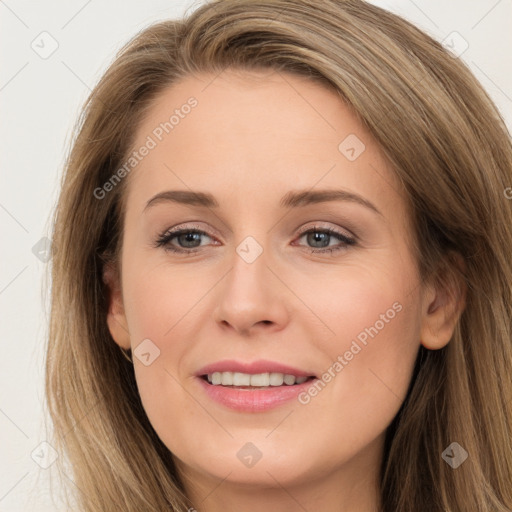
[103,262,131,350]
[420,253,466,350]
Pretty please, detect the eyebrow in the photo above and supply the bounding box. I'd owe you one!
[144,188,382,216]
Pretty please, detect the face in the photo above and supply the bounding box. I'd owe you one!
[106,69,448,498]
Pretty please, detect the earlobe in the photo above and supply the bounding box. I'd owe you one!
[103,263,131,350]
[420,254,467,350]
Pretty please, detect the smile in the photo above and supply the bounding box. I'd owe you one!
[204,371,311,387]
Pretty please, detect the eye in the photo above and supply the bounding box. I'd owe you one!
[294,225,356,254]
[154,224,357,255]
[154,226,214,254]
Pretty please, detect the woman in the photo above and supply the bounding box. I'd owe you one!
[45,0,512,510]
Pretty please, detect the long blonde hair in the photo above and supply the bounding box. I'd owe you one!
[45,0,512,510]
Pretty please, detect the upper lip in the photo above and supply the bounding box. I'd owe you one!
[196,359,316,378]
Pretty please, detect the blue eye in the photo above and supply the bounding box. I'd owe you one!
[296,227,356,254]
[154,225,356,255]
[155,228,211,253]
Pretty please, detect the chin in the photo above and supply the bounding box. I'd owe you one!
[171,433,332,489]
[188,455,317,488]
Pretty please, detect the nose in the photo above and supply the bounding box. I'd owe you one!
[212,245,290,337]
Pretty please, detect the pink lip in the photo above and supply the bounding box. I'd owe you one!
[195,359,315,378]
[195,359,318,413]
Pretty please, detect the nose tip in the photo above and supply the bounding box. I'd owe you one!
[220,317,276,337]
[213,257,290,337]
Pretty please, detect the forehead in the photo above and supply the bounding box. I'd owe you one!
[135,69,353,152]
[123,69,405,218]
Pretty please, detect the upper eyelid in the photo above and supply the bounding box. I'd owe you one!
[296,223,355,239]
[160,223,356,245]
[162,223,353,237]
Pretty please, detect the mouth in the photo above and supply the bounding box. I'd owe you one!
[200,372,315,388]
[194,359,318,412]
[196,364,318,412]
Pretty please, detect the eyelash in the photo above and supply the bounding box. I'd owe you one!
[154,224,357,255]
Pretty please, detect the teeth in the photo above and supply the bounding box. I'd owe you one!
[269,372,284,386]
[221,372,233,385]
[250,373,270,386]
[283,374,295,385]
[206,372,310,387]
[233,372,251,386]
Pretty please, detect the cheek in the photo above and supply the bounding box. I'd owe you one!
[292,267,421,458]
[304,288,420,444]
[122,258,199,339]
[120,255,229,441]
[120,257,195,404]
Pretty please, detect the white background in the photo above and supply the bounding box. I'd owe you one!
[1,0,511,510]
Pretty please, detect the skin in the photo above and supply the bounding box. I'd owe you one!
[105,68,463,512]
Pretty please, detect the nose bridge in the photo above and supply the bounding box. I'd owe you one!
[213,233,289,334]
[242,235,269,278]
[226,234,271,307]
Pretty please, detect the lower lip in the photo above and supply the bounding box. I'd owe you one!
[196,376,317,412]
